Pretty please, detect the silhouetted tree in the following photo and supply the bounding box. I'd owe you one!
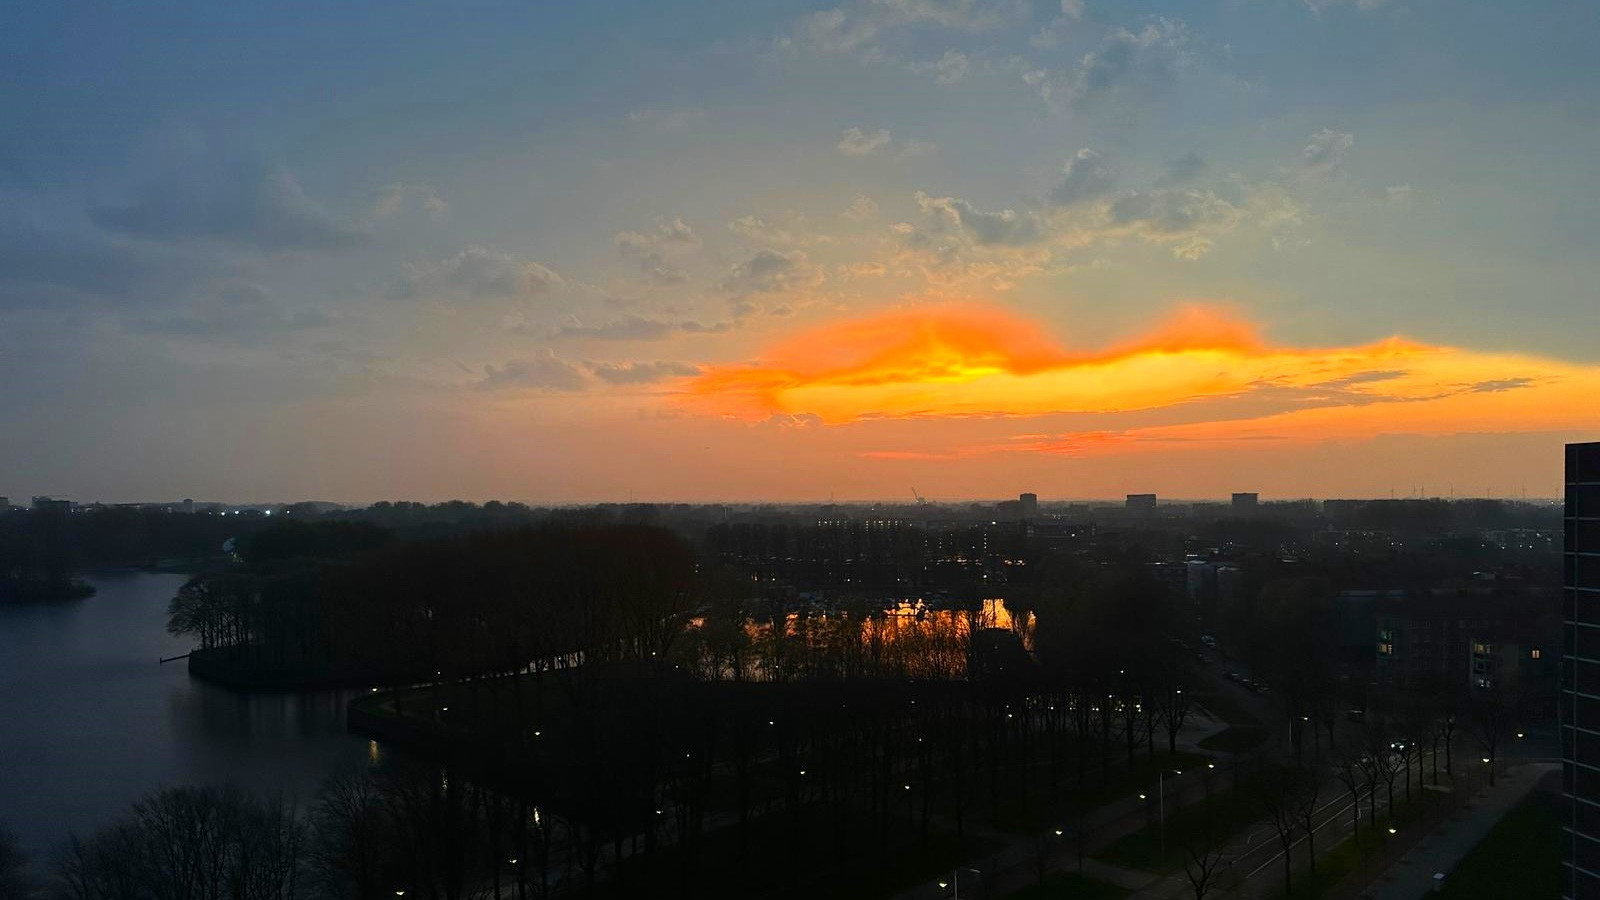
[0,825,29,900]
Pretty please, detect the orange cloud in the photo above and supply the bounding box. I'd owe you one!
[680,304,1600,452]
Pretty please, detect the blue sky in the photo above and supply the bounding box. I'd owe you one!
[2,0,1597,502]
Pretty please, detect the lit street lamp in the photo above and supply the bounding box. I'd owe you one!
[1146,768,1182,868]
[937,867,981,899]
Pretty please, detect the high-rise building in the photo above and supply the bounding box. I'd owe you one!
[1565,441,1600,898]
[1231,492,1259,510]
[1126,493,1157,510]
[1019,492,1038,521]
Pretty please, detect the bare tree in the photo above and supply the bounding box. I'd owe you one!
[1181,844,1231,900]
[53,787,304,900]
[1156,682,1193,756]
[1288,771,1325,878]
[309,774,394,900]
[1463,677,1523,788]
[0,825,29,900]
[1257,769,1303,897]
[1332,745,1365,841]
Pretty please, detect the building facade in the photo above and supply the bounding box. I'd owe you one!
[1566,441,1600,898]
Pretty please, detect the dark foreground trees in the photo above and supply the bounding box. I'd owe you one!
[51,771,525,900]
[1,826,29,900]
[168,523,696,685]
[56,788,303,900]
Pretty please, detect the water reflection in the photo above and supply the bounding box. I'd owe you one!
[683,597,1035,681]
[0,573,371,856]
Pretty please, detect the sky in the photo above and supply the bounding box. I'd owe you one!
[2,0,1597,504]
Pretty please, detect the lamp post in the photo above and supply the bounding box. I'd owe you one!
[1151,768,1182,868]
[938,867,981,899]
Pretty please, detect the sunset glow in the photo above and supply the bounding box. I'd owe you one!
[686,304,1600,457]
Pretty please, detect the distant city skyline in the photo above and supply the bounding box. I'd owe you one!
[3,1,1597,501]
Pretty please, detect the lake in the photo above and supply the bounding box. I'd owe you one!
[0,572,375,857]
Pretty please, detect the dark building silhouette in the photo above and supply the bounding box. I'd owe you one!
[1374,581,1555,709]
[1126,493,1157,510]
[1231,492,1258,510]
[1019,492,1038,521]
[1566,441,1600,898]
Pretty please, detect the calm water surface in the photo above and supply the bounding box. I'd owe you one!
[0,572,373,855]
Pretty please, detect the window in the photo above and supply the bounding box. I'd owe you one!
[1532,648,1542,660]
[1378,642,1394,656]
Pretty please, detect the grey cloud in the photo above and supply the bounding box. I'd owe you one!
[1312,369,1409,389]
[1108,188,1237,235]
[638,252,688,285]
[838,127,893,156]
[1049,148,1116,207]
[843,194,880,221]
[480,353,589,391]
[395,246,563,301]
[729,215,799,245]
[764,412,824,428]
[790,0,1024,56]
[720,249,821,294]
[554,315,733,341]
[910,50,971,83]
[588,361,701,384]
[91,163,366,251]
[372,183,448,220]
[1467,378,1536,393]
[1028,17,1191,113]
[1074,18,1189,107]
[614,217,701,255]
[615,217,700,285]
[914,192,1043,245]
[1301,129,1354,174]
[1106,187,1242,259]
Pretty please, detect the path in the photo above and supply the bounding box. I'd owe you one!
[1356,762,1558,900]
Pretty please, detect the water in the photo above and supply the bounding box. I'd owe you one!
[0,572,373,857]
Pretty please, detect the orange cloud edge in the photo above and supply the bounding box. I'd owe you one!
[671,303,1600,459]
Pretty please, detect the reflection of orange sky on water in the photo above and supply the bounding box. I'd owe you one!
[682,305,1600,452]
[706,599,1036,680]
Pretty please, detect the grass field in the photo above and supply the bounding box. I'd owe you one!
[1093,784,1257,873]
[1436,789,1563,900]
[1197,726,1268,755]
[1002,871,1130,899]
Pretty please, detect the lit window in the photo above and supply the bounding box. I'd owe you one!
[1530,649,1542,660]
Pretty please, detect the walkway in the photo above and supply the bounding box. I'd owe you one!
[1357,762,1558,900]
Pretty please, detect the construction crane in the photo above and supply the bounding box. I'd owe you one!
[911,488,928,506]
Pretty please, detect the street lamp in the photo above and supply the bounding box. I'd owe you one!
[938,867,981,899]
[1146,768,1183,868]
